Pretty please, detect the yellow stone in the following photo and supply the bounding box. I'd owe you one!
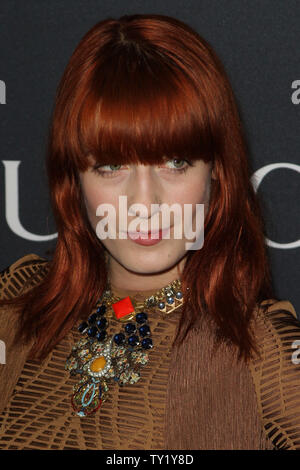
[90,356,106,372]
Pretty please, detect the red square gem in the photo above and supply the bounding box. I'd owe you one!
[112,296,135,319]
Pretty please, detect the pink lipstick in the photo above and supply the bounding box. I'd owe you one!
[127,227,170,246]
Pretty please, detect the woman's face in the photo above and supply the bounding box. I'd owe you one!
[79,156,214,288]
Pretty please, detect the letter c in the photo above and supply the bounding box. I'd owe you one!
[251,163,300,249]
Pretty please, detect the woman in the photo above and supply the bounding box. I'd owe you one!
[0,13,299,450]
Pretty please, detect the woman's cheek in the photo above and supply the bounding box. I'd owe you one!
[83,187,121,232]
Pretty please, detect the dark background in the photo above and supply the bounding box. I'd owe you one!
[0,0,299,315]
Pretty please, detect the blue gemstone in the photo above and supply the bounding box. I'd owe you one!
[78,321,88,333]
[96,330,106,342]
[158,302,165,309]
[141,338,153,349]
[87,326,98,337]
[135,312,148,324]
[125,323,136,334]
[175,291,183,299]
[88,313,98,324]
[128,335,139,346]
[96,305,106,315]
[166,297,174,305]
[113,333,125,345]
[139,324,151,337]
[96,318,107,329]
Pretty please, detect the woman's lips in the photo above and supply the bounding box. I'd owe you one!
[127,227,171,245]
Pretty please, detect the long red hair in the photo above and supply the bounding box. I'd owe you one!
[1,13,273,361]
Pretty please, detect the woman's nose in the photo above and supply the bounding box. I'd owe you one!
[126,166,162,215]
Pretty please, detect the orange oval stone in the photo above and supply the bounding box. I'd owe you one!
[90,356,106,372]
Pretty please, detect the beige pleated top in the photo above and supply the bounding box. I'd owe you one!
[0,253,300,450]
[0,254,183,450]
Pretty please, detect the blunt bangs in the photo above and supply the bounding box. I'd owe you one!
[66,43,220,172]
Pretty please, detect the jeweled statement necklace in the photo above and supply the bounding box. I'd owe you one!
[65,279,185,417]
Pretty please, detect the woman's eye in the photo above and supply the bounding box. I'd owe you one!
[91,164,123,177]
[163,158,192,174]
[165,159,186,169]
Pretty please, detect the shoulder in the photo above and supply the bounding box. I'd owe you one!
[249,298,300,450]
[0,253,50,413]
[0,253,50,300]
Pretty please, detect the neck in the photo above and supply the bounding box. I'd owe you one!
[106,254,187,293]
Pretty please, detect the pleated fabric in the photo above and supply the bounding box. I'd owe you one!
[0,253,299,449]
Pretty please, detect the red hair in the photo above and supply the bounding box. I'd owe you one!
[1,13,273,361]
